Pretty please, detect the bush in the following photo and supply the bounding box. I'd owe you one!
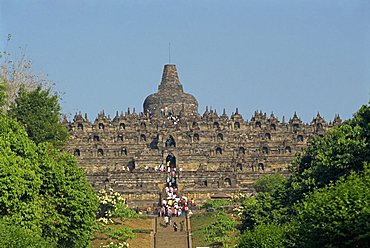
[0,116,98,247]
[254,174,287,194]
[238,223,287,248]
[0,220,52,248]
[97,188,138,223]
[204,212,237,247]
[104,226,135,242]
[292,164,370,247]
[201,199,231,212]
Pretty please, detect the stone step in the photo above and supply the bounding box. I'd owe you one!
[155,216,188,248]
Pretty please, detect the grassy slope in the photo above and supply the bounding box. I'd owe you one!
[91,217,153,248]
[191,213,216,248]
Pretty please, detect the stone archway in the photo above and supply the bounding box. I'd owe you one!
[216,146,223,155]
[165,135,176,147]
[97,148,104,157]
[224,178,232,187]
[74,149,81,156]
[77,123,83,130]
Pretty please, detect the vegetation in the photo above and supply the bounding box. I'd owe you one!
[237,102,370,247]
[0,115,99,247]
[201,199,231,211]
[1,34,51,111]
[0,220,50,248]
[0,43,98,247]
[2,37,370,247]
[204,211,238,247]
[96,188,141,247]
[8,86,69,148]
[191,199,239,248]
[97,188,138,223]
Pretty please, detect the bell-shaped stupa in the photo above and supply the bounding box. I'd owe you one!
[143,64,198,117]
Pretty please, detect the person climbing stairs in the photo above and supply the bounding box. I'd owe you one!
[152,152,192,248]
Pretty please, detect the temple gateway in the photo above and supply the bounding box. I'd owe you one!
[65,64,341,207]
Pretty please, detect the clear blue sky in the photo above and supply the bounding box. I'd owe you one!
[1,0,369,123]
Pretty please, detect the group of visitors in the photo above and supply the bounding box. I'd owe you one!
[159,152,190,232]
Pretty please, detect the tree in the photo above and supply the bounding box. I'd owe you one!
[0,117,45,233]
[286,103,370,205]
[37,143,99,247]
[292,164,370,247]
[238,103,370,247]
[204,212,237,247]
[0,115,98,247]
[9,86,69,148]
[254,173,287,194]
[1,35,50,111]
[0,220,51,248]
[0,77,6,115]
[238,223,287,248]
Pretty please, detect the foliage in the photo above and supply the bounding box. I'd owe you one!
[0,115,98,248]
[254,173,287,193]
[97,188,138,223]
[191,212,217,247]
[1,35,52,111]
[112,201,139,221]
[286,104,370,204]
[0,117,44,234]
[0,220,52,248]
[237,102,370,247]
[240,192,288,232]
[230,193,250,202]
[201,199,231,212]
[204,212,237,247]
[104,226,135,242]
[238,223,288,248]
[0,78,6,115]
[132,228,152,234]
[8,86,69,148]
[292,163,370,248]
[37,143,99,247]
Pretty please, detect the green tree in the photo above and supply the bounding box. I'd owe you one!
[238,103,370,247]
[37,143,99,247]
[8,86,69,148]
[0,116,98,247]
[0,78,6,114]
[204,212,237,247]
[0,220,51,248]
[238,223,288,248]
[1,37,50,111]
[254,173,287,194]
[286,103,370,205]
[292,164,370,247]
[0,117,44,234]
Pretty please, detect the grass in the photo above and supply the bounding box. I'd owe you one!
[91,217,153,248]
[191,212,216,248]
[191,211,240,248]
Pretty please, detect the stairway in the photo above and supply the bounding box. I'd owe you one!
[152,152,192,248]
[154,216,189,248]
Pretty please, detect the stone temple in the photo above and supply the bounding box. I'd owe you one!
[65,64,342,207]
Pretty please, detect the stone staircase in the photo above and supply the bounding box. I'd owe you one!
[153,216,190,248]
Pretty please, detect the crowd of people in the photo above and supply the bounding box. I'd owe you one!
[158,152,192,231]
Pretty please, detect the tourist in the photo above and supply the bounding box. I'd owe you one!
[173,222,178,232]
[168,210,172,226]
[164,215,169,227]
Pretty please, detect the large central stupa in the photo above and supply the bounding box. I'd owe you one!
[143,64,198,117]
